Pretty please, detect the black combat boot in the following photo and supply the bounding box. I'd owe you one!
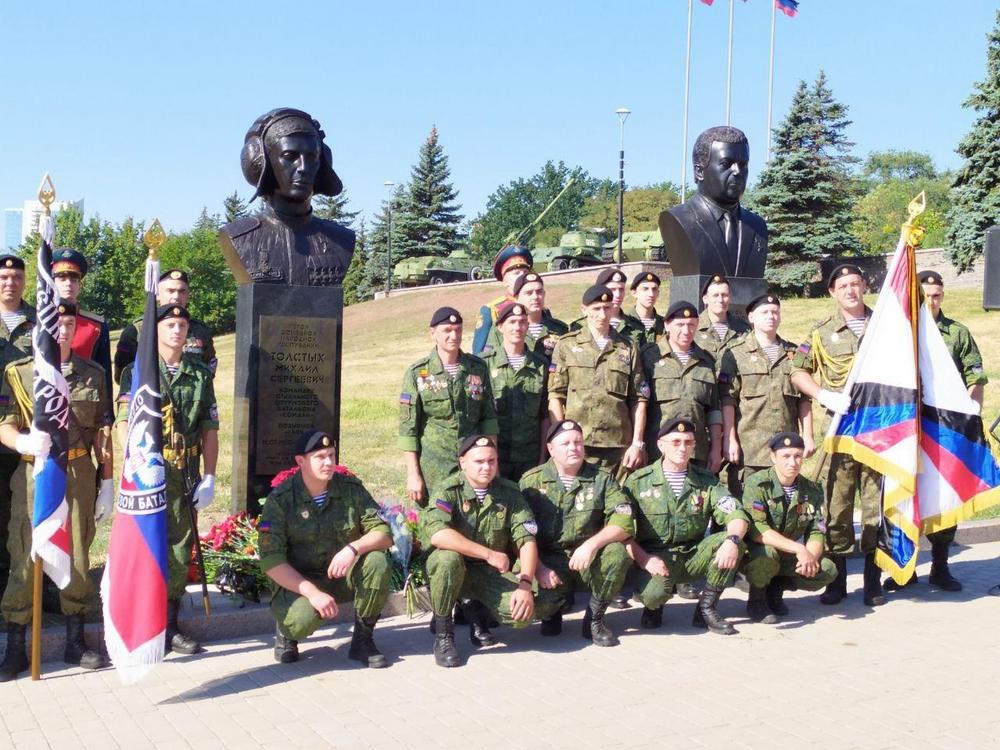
[883,572,917,591]
[765,578,789,616]
[746,586,778,624]
[581,597,618,647]
[863,553,886,607]
[64,614,105,670]
[676,582,700,600]
[433,615,461,668]
[639,606,663,630]
[348,614,388,668]
[611,592,630,609]
[463,601,497,648]
[928,538,962,592]
[0,623,28,682]
[539,612,562,636]
[165,599,201,655]
[273,625,299,663]
[820,555,848,605]
[692,586,737,635]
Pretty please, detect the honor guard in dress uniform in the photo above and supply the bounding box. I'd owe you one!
[481,301,548,481]
[790,263,884,607]
[471,245,533,355]
[0,302,114,680]
[259,430,393,667]
[883,271,987,593]
[482,272,568,362]
[622,271,665,347]
[114,268,217,384]
[741,432,837,623]
[719,292,813,490]
[422,435,560,667]
[623,419,750,635]
[641,300,722,470]
[696,274,750,361]
[519,420,633,647]
[399,307,498,506]
[117,304,219,654]
[0,253,34,589]
[548,284,648,478]
[51,249,113,396]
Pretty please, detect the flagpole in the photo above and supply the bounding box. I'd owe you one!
[766,0,776,161]
[725,0,735,124]
[682,0,693,200]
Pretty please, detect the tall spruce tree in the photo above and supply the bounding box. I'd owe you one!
[748,71,859,292]
[314,189,361,227]
[342,217,367,305]
[223,191,249,223]
[946,11,1000,272]
[393,127,464,260]
[361,188,406,298]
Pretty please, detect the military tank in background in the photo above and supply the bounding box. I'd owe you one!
[602,230,667,263]
[393,248,485,286]
[533,229,609,271]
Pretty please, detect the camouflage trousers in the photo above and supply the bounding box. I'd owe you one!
[2,456,97,624]
[426,550,562,625]
[634,532,747,609]
[743,543,838,590]
[0,451,19,573]
[270,551,392,640]
[584,446,630,483]
[825,452,881,555]
[538,542,631,607]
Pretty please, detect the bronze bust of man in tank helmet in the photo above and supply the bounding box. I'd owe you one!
[219,108,355,286]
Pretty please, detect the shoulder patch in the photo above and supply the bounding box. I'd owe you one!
[434,499,453,514]
[522,519,538,535]
[717,496,738,513]
[613,502,632,517]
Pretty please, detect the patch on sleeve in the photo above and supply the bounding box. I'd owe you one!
[435,499,453,514]
[399,392,412,405]
[639,381,650,399]
[815,518,828,533]
[717,496,738,513]
[257,521,271,533]
[613,502,632,517]
[797,342,811,355]
[751,500,766,513]
[522,520,538,535]
[717,371,731,385]
[209,403,219,421]
[548,362,558,373]
[972,366,983,374]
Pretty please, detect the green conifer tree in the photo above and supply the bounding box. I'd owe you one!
[314,189,361,227]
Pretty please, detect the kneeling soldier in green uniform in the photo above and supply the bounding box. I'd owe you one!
[423,435,559,667]
[624,419,750,635]
[259,430,393,667]
[519,420,634,646]
[741,432,837,624]
[0,302,113,680]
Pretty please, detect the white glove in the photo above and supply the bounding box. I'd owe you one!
[95,479,115,523]
[192,474,216,509]
[14,428,51,456]
[817,389,852,415]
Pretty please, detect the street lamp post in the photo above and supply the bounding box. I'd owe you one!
[615,108,631,266]
[384,180,395,297]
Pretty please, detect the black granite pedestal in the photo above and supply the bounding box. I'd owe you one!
[668,274,769,316]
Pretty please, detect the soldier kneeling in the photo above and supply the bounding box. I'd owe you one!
[741,432,837,623]
[259,431,393,668]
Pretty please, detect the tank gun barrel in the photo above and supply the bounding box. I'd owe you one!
[502,177,577,247]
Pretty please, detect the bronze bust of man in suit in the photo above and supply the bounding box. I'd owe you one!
[658,126,767,279]
[219,108,355,286]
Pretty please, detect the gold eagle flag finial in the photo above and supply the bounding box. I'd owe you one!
[143,218,166,261]
[37,173,56,215]
[901,190,927,248]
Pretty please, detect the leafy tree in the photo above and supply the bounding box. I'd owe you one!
[156,225,238,333]
[314,189,361,227]
[861,150,937,185]
[579,182,682,236]
[747,71,860,292]
[851,174,952,255]
[223,191,249,223]
[946,10,1000,272]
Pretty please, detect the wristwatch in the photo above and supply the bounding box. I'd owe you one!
[726,534,741,546]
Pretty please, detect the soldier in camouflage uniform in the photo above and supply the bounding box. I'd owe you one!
[569,267,646,343]
[741,432,837,624]
[483,272,568,362]
[548,284,648,478]
[259,430,393,667]
[624,419,750,635]
[695,274,750,362]
[719,292,813,491]
[422,435,560,667]
[481,301,548,481]
[622,271,665,347]
[790,263,884,607]
[0,302,113,680]
[399,307,498,506]
[641,300,722,470]
[114,268,217,383]
[0,253,34,590]
[519,419,634,647]
[118,304,219,654]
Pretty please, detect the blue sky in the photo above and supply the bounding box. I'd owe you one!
[1,1,995,234]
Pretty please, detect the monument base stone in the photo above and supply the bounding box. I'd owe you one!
[668,275,769,316]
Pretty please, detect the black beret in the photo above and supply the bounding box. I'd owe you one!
[159,268,189,284]
[294,429,334,456]
[156,304,191,322]
[665,300,698,321]
[701,274,729,296]
[546,419,583,443]
[56,299,77,316]
[656,418,696,439]
[768,432,805,451]
[631,271,661,290]
[52,248,88,277]
[492,245,533,280]
[458,433,496,458]
[918,270,943,286]
[0,254,25,271]
[430,306,462,327]
[496,301,527,325]
[596,267,628,286]
[827,263,864,287]
[746,292,781,313]
[582,285,614,306]
[512,272,543,296]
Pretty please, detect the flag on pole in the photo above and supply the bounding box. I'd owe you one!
[29,201,72,588]
[700,0,715,5]
[101,236,168,684]
[776,0,799,17]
